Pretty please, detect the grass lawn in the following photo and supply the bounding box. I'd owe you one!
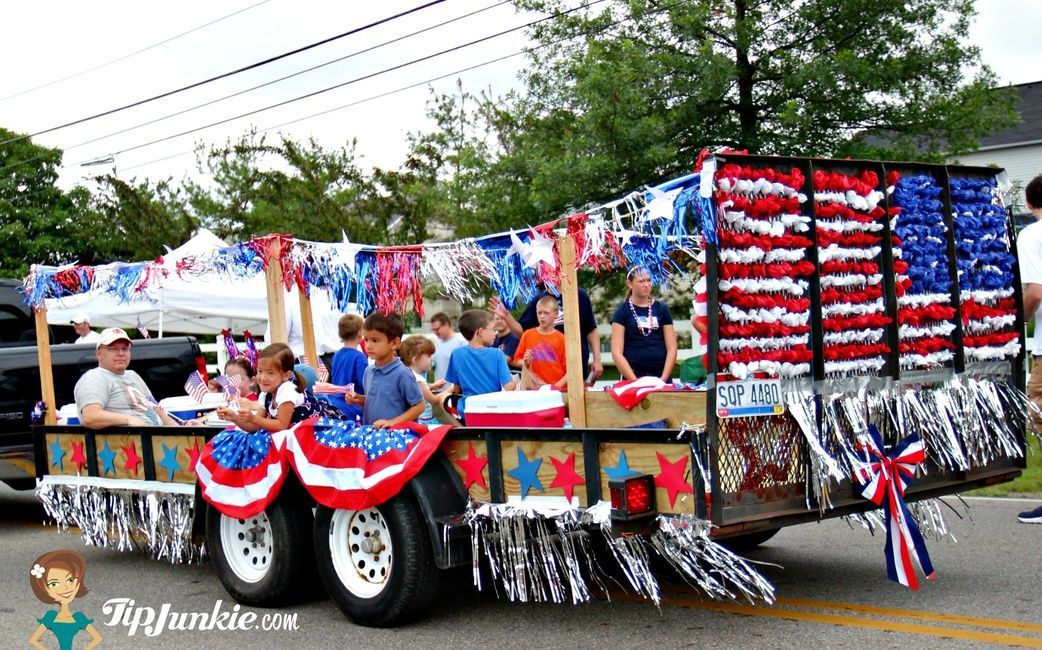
[966,434,1042,497]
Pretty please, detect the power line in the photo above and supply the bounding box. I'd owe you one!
[0,0,449,148]
[16,0,672,191]
[58,0,514,158]
[0,0,273,102]
[94,1,607,162]
[122,49,531,174]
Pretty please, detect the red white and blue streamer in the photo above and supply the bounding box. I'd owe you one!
[197,418,453,517]
[853,424,935,590]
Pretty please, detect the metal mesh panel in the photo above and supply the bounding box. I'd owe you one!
[716,415,806,494]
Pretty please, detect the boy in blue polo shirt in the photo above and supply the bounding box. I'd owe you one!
[346,312,424,429]
[440,309,517,421]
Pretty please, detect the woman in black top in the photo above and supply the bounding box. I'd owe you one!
[610,267,677,381]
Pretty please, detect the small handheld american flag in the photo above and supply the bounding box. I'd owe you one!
[185,371,209,403]
[212,375,239,399]
[299,355,330,382]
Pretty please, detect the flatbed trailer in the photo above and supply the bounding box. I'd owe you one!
[30,154,1031,627]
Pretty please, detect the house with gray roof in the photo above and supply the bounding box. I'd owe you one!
[949,80,1042,216]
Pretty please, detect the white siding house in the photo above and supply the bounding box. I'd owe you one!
[949,81,1042,216]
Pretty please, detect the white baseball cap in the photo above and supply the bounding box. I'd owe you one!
[70,313,90,325]
[96,327,132,349]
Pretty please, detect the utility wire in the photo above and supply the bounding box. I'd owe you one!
[120,48,533,175]
[0,0,449,148]
[58,0,514,157]
[18,0,669,190]
[92,0,608,162]
[0,0,272,102]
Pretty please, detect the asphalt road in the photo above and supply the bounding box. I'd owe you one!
[1,483,1040,649]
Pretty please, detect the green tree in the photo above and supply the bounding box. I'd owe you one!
[185,132,401,245]
[477,0,1018,220]
[0,128,82,276]
[72,174,198,264]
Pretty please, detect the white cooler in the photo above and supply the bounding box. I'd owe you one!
[465,390,565,428]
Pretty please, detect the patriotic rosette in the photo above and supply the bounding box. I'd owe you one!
[280,419,451,511]
[714,163,814,378]
[196,427,289,519]
[852,425,935,590]
[198,418,453,517]
[813,170,894,375]
[950,177,1020,362]
[890,174,957,369]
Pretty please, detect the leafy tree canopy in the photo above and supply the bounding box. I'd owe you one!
[0,128,81,276]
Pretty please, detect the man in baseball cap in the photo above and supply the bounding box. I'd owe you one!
[74,327,177,428]
[70,313,100,345]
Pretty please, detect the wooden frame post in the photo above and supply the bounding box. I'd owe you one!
[264,237,288,344]
[34,305,57,425]
[298,289,319,371]
[557,235,587,426]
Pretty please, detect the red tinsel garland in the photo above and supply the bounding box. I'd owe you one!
[963,331,1020,347]
[897,304,958,325]
[822,313,892,332]
[718,260,816,279]
[719,322,811,338]
[898,338,956,355]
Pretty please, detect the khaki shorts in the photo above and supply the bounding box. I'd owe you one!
[1028,357,1042,429]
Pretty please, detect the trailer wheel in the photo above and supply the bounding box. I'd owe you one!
[718,527,781,552]
[315,494,438,627]
[206,496,314,606]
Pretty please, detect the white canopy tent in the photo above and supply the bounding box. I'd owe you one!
[44,230,271,336]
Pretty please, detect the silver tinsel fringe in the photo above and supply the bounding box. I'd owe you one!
[844,497,960,543]
[466,501,775,608]
[787,376,1027,514]
[35,477,202,564]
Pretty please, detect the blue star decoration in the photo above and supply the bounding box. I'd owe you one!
[506,447,544,498]
[604,449,641,480]
[99,440,117,476]
[158,443,182,481]
[49,438,65,471]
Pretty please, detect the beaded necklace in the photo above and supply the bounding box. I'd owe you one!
[628,299,654,336]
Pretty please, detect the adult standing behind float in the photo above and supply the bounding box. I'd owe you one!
[611,267,677,381]
[430,312,466,383]
[495,285,603,382]
[1015,172,1042,525]
[74,328,178,428]
[70,313,100,345]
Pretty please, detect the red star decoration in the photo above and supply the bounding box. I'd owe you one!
[654,452,693,508]
[455,442,488,490]
[69,440,88,472]
[185,438,203,474]
[122,441,142,476]
[549,452,584,503]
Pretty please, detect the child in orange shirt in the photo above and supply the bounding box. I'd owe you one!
[513,295,568,389]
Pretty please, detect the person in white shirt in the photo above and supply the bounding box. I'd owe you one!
[70,313,101,345]
[1015,172,1042,524]
[74,327,177,428]
[430,312,466,383]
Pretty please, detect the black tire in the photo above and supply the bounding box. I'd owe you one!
[717,527,781,552]
[205,493,315,607]
[314,494,439,627]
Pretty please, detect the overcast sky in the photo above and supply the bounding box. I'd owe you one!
[1,0,1038,191]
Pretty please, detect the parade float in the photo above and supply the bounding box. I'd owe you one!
[26,153,1033,627]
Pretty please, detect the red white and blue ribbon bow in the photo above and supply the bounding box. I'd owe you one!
[853,424,935,590]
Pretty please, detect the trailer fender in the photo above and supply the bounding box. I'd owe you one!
[405,452,470,569]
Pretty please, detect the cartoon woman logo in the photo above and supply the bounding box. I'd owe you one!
[28,550,102,650]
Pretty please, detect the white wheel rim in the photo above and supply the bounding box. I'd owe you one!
[328,508,392,599]
[219,511,274,584]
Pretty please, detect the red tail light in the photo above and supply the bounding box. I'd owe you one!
[609,474,656,521]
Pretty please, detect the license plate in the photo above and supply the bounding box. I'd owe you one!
[715,378,785,418]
